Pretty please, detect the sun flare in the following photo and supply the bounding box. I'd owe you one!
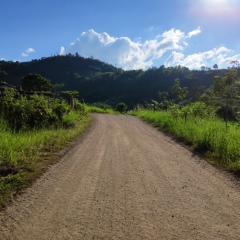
[200,0,232,7]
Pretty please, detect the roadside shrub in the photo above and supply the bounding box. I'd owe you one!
[73,98,86,113]
[0,89,71,131]
[91,102,112,110]
[116,102,128,113]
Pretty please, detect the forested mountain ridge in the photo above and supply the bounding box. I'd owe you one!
[0,55,231,108]
[0,55,117,86]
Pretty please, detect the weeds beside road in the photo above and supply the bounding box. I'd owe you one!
[131,110,240,172]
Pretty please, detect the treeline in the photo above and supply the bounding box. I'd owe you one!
[0,55,235,108]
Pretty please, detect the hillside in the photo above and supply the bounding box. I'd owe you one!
[0,55,229,108]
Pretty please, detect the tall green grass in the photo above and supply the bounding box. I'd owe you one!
[0,111,90,208]
[85,105,117,114]
[131,110,240,171]
[0,112,89,167]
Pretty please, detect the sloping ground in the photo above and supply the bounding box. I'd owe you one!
[0,114,239,239]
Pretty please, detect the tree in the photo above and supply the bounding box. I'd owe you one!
[213,64,218,70]
[116,102,127,113]
[158,91,168,99]
[62,90,79,108]
[158,91,169,110]
[231,60,239,68]
[21,73,52,92]
[171,78,188,102]
[213,69,240,128]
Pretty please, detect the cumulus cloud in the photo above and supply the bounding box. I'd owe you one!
[60,28,239,70]
[21,48,35,57]
[61,28,202,70]
[64,29,149,69]
[164,47,237,69]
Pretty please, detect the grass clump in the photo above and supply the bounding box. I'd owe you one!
[85,104,117,114]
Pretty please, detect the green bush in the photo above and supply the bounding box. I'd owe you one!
[116,102,128,113]
[0,89,71,131]
[73,98,86,113]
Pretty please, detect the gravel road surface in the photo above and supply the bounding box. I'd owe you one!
[0,114,239,239]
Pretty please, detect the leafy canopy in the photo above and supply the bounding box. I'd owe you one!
[21,73,52,92]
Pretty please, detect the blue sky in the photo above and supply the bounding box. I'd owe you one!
[1,0,240,70]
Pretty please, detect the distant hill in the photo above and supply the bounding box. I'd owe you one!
[0,54,117,85]
[0,55,230,108]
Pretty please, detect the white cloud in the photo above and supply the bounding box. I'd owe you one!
[60,46,65,55]
[63,29,149,69]
[21,52,28,57]
[21,48,35,57]
[217,53,240,66]
[60,28,239,70]
[187,26,201,38]
[158,28,185,49]
[61,28,201,70]
[165,47,238,69]
[26,48,35,53]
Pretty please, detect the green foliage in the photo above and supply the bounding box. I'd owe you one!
[156,79,189,111]
[116,102,128,113]
[211,69,240,127]
[85,104,116,114]
[21,73,52,92]
[213,69,240,97]
[72,98,86,112]
[168,101,214,120]
[171,78,188,101]
[144,100,160,111]
[90,102,113,110]
[0,89,71,131]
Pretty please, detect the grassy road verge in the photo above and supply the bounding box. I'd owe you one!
[0,112,91,209]
[131,110,240,173]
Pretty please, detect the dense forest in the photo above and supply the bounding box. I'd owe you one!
[0,54,235,108]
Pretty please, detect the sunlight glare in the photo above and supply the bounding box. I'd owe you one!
[201,0,231,7]
[189,0,239,25]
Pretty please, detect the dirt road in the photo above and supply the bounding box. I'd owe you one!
[0,114,239,239]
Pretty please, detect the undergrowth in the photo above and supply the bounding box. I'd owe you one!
[85,105,117,114]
